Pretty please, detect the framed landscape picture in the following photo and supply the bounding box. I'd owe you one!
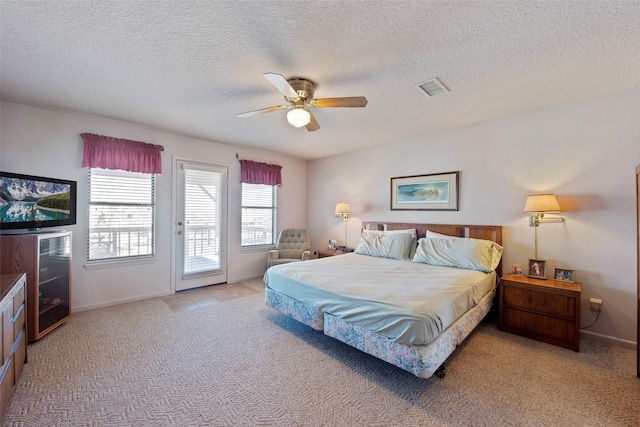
[390,171,459,211]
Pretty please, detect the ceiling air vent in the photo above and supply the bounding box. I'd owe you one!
[416,77,449,97]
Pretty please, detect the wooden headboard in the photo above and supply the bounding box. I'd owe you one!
[361,222,503,276]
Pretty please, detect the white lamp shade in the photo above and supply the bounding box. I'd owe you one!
[287,108,311,127]
[523,194,561,213]
[335,202,351,215]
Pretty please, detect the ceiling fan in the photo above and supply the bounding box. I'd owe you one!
[238,73,368,132]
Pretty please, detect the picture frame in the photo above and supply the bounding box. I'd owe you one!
[390,171,459,211]
[554,268,575,283]
[528,259,547,279]
[511,263,523,275]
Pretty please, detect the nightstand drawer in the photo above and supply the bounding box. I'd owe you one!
[502,307,577,343]
[503,286,577,319]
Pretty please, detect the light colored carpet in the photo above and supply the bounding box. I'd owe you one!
[4,280,639,426]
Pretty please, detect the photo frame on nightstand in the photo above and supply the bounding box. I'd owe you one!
[528,259,546,279]
[554,268,575,283]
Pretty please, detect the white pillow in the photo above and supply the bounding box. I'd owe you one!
[426,230,456,240]
[412,237,495,272]
[356,231,414,260]
[425,230,503,271]
[489,242,503,271]
[384,228,417,238]
[362,229,417,259]
[384,229,417,259]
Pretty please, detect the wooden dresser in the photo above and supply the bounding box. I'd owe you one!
[0,273,27,422]
[499,273,581,351]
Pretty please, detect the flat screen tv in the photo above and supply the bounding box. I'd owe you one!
[0,171,77,232]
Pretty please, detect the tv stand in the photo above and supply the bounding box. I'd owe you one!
[1,228,66,235]
[0,231,72,341]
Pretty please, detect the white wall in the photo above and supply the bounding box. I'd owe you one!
[3,85,638,346]
[308,87,640,346]
[0,102,307,310]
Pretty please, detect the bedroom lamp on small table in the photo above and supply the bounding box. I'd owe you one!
[335,201,351,248]
[523,194,564,259]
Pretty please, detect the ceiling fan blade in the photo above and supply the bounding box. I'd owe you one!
[237,105,288,118]
[311,96,368,108]
[263,73,298,98]
[305,111,320,132]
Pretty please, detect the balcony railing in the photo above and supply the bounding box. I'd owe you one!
[241,225,272,246]
[88,226,153,260]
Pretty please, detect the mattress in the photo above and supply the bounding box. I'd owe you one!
[264,253,496,346]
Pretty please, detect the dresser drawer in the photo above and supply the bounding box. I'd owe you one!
[13,287,25,317]
[11,302,25,338]
[1,307,12,364]
[0,357,14,421]
[503,307,577,343]
[11,330,26,381]
[10,293,26,382]
[503,285,577,318]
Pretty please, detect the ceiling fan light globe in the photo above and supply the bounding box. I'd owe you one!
[287,108,311,127]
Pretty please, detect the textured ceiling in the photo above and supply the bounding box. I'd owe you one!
[2,1,640,160]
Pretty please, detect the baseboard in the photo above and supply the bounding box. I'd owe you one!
[231,273,265,284]
[74,290,171,312]
[580,330,636,349]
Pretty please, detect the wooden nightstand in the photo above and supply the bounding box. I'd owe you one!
[317,250,349,258]
[499,273,581,351]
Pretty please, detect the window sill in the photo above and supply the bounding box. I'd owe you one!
[240,245,275,254]
[84,255,156,270]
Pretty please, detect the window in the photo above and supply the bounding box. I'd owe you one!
[87,168,155,261]
[241,183,276,247]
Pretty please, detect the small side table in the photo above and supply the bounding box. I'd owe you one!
[499,273,581,351]
[318,250,349,258]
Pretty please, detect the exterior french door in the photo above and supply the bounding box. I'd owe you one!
[174,160,227,291]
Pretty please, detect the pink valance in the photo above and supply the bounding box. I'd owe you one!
[240,159,282,187]
[81,133,164,174]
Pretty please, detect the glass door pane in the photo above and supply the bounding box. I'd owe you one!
[38,233,71,333]
[183,167,223,276]
[175,161,227,291]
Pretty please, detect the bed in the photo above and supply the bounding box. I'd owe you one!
[264,222,503,379]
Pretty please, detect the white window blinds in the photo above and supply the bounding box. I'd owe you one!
[182,165,225,276]
[87,168,155,261]
[241,183,276,247]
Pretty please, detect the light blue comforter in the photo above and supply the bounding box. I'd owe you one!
[264,253,496,346]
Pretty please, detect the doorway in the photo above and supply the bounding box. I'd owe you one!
[174,159,228,291]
